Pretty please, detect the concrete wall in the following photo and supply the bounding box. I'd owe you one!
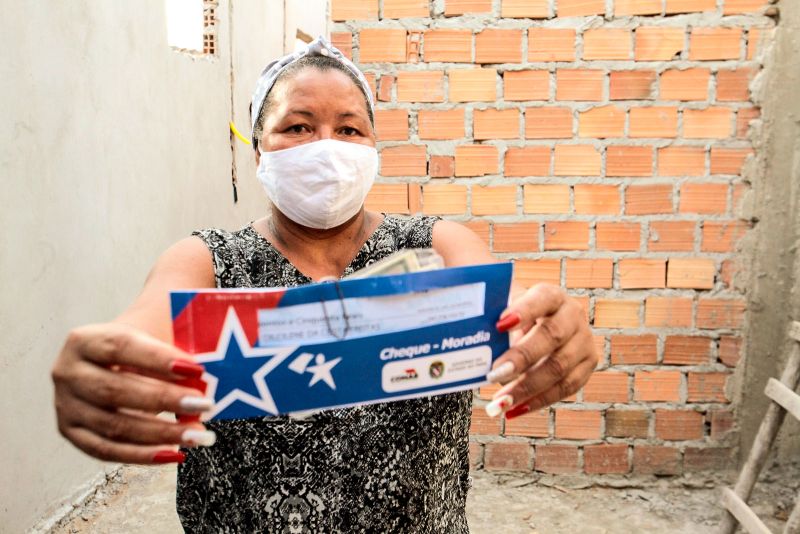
[740,0,800,464]
[0,1,291,530]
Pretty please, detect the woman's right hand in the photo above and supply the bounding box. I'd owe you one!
[52,322,216,464]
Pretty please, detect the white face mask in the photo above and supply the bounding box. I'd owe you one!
[256,139,378,230]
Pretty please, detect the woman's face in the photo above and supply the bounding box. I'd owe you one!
[258,68,375,157]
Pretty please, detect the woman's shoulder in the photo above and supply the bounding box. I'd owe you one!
[191,224,260,251]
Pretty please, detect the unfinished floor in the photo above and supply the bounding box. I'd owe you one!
[49,464,797,533]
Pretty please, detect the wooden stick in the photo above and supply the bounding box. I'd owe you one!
[721,487,772,534]
[718,323,800,534]
[783,495,800,534]
[764,378,800,422]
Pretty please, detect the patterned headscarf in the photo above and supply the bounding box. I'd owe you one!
[250,36,375,146]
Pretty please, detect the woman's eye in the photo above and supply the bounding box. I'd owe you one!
[341,127,359,136]
[286,124,307,134]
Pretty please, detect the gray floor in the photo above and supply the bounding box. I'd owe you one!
[52,465,794,533]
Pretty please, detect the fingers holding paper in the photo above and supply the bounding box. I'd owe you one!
[485,283,599,419]
[52,323,216,464]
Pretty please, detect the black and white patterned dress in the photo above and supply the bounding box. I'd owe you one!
[177,215,472,533]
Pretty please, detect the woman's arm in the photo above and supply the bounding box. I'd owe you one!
[432,220,598,418]
[51,237,218,464]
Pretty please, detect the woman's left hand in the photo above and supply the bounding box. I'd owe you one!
[485,283,599,419]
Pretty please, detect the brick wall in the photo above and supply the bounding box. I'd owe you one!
[331,0,775,477]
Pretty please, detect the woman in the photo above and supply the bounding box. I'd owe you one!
[52,37,597,532]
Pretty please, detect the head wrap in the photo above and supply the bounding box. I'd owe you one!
[250,36,375,146]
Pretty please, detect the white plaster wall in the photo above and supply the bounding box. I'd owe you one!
[0,1,288,530]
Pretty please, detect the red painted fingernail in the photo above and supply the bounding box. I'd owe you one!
[178,414,202,424]
[170,359,205,378]
[496,313,521,333]
[504,404,530,420]
[153,450,186,464]
[176,377,208,394]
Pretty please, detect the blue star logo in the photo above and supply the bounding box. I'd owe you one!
[194,308,297,418]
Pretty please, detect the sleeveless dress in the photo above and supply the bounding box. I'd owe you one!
[177,215,473,533]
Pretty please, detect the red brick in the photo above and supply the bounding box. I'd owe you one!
[528,29,576,61]
[645,297,693,328]
[494,223,539,253]
[584,444,629,474]
[566,259,613,289]
[610,70,656,100]
[501,0,550,17]
[619,259,667,289]
[718,336,741,367]
[725,0,768,14]
[629,107,678,138]
[523,184,570,213]
[422,184,467,215]
[464,221,490,244]
[702,221,748,252]
[607,146,653,177]
[554,145,601,176]
[506,147,551,177]
[615,0,661,15]
[697,299,745,329]
[578,105,625,138]
[332,0,378,20]
[472,185,517,215]
[397,70,445,102]
[331,32,353,59]
[596,222,641,251]
[626,184,673,215]
[383,0,429,17]
[660,68,710,101]
[515,259,561,287]
[444,0,492,15]
[455,144,499,176]
[479,383,502,401]
[684,107,734,139]
[504,409,549,437]
[474,109,519,140]
[633,446,681,475]
[504,70,549,101]
[574,184,620,215]
[366,183,410,213]
[684,447,736,471]
[377,75,394,102]
[648,221,695,252]
[484,442,533,471]
[475,29,523,64]
[634,371,681,402]
[747,27,769,59]
[429,155,455,178]
[658,146,706,176]
[471,405,501,434]
[717,68,754,101]
[665,0,715,13]
[679,183,727,214]
[583,371,629,403]
[687,372,729,402]
[418,109,465,140]
[710,148,752,175]
[525,107,573,139]
[557,0,605,17]
[667,258,715,289]
[468,441,483,468]
[737,107,760,138]
[595,300,640,328]
[449,68,497,102]
[635,27,684,61]
[709,409,736,440]
[583,29,632,60]
[556,69,604,101]
[611,335,657,365]
[544,221,590,251]
[359,29,407,62]
[663,337,712,366]
[656,410,704,441]
[535,445,580,474]
[689,28,743,61]
[423,29,472,62]
[555,409,602,439]
[374,109,408,141]
[606,409,650,438]
[380,145,427,176]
